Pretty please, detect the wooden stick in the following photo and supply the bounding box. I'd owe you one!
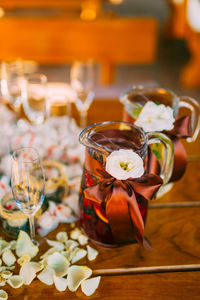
[93,264,200,276]
[187,155,200,162]
[149,202,200,209]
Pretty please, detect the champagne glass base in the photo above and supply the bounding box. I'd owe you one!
[155,182,174,199]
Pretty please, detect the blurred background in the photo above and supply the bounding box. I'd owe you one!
[0,0,199,100]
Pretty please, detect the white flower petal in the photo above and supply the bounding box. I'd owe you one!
[47,252,69,277]
[87,245,98,261]
[40,247,56,260]
[6,266,15,271]
[46,239,65,251]
[9,241,17,251]
[2,250,16,266]
[1,271,12,279]
[56,232,68,243]
[71,249,87,264]
[0,241,9,255]
[38,267,55,285]
[20,262,42,285]
[78,234,88,246]
[106,149,144,180]
[67,265,92,292]
[65,239,79,250]
[7,275,24,288]
[0,289,8,299]
[17,254,31,266]
[70,228,82,240]
[61,250,73,262]
[0,282,6,287]
[135,101,175,132]
[53,275,68,292]
[16,231,39,258]
[81,276,101,296]
[0,268,6,273]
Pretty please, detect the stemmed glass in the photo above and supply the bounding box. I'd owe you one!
[11,147,45,241]
[0,60,24,113]
[22,73,47,125]
[47,92,71,146]
[70,60,95,129]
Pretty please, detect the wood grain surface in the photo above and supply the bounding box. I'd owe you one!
[1,99,200,299]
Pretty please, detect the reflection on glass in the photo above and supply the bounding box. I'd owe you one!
[22,73,47,125]
[0,60,24,113]
[70,60,95,129]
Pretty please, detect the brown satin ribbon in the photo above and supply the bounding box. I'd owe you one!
[124,110,192,182]
[84,150,163,248]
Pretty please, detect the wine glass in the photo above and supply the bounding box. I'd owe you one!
[70,60,95,129]
[22,73,47,125]
[11,147,45,241]
[0,60,24,113]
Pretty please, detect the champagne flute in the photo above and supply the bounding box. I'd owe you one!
[70,60,95,129]
[22,73,47,125]
[0,60,24,113]
[11,147,45,241]
[47,92,71,146]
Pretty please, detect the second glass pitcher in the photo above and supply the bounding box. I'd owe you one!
[120,86,200,184]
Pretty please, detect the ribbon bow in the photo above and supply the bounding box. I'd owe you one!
[84,150,163,248]
[166,116,191,181]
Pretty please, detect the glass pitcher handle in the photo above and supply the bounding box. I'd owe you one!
[147,132,174,184]
[179,96,200,142]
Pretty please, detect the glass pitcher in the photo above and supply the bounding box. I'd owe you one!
[119,86,200,190]
[79,121,174,247]
[119,86,200,143]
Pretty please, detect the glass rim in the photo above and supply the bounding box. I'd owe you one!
[119,85,179,106]
[12,147,41,163]
[79,120,148,150]
[25,72,47,85]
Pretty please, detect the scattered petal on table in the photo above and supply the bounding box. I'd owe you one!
[87,245,98,261]
[0,289,8,299]
[46,239,65,251]
[67,265,92,292]
[70,228,82,240]
[38,267,55,285]
[40,247,57,260]
[17,254,31,266]
[20,262,42,285]
[47,252,69,277]
[0,241,9,255]
[53,275,68,292]
[9,241,17,251]
[7,275,24,288]
[1,270,12,279]
[81,276,101,296]
[56,232,68,243]
[78,234,88,246]
[71,248,87,264]
[16,231,38,258]
[65,239,79,251]
[2,250,16,266]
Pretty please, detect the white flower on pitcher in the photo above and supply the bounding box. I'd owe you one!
[135,101,175,132]
[106,149,144,180]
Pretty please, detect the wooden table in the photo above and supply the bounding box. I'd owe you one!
[3,99,200,299]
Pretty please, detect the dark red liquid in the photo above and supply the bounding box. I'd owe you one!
[79,128,148,247]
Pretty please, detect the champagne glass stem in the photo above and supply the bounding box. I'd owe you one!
[29,215,35,240]
[80,109,88,129]
[68,100,72,132]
